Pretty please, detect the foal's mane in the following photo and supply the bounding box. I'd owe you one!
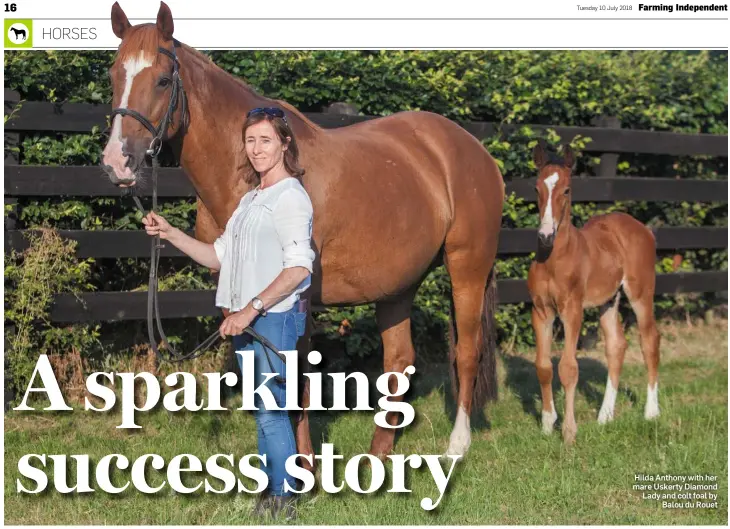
[543,150,570,169]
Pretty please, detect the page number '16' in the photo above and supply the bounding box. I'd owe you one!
[5,3,17,11]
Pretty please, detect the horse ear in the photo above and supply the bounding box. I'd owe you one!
[533,139,547,169]
[111,2,131,40]
[562,144,574,170]
[157,1,175,41]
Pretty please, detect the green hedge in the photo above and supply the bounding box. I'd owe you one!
[6,50,727,132]
[4,50,727,371]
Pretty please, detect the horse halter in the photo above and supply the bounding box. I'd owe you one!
[110,43,188,158]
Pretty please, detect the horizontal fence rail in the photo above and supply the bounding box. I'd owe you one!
[6,227,729,258]
[49,271,728,323]
[5,166,729,203]
[5,99,729,157]
[5,95,728,327]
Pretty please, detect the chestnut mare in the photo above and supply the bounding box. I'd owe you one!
[101,2,505,462]
[527,142,660,445]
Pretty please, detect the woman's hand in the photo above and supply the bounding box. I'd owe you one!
[141,211,176,240]
[141,212,220,269]
[219,306,257,338]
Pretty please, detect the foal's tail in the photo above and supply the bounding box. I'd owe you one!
[448,267,499,408]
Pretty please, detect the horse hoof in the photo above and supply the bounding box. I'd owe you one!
[562,425,577,445]
[542,409,558,434]
[367,443,392,461]
[366,451,389,464]
[644,389,660,420]
[440,453,465,463]
[445,407,472,456]
[301,458,316,474]
[444,433,471,457]
[597,407,614,425]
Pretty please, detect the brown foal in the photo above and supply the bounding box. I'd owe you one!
[527,142,661,445]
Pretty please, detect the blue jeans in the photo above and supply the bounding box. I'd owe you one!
[232,304,306,497]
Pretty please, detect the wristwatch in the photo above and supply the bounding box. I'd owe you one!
[251,297,267,316]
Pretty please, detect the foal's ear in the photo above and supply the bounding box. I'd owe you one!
[561,144,574,170]
[111,2,131,40]
[157,1,175,41]
[533,139,547,169]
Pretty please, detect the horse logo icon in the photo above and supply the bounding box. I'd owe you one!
[5,20,32,48]
[10,27,26,41]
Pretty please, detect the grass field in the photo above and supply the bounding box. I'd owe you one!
[4,318,727,525]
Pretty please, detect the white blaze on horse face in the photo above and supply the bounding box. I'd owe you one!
[644,382,660,420]
[101,53,153,181]
[444,405,471,457]
[538,172,560,238]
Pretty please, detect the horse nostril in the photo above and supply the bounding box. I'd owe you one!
[538,232,554,246]
[125,153,136,170]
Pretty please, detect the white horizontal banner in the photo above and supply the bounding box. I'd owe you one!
[7,0,730,20]
[15,19,730,49]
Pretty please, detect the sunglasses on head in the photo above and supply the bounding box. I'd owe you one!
[247,107,287,124]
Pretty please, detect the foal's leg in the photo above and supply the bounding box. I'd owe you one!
[558,300,583,445]
[532,304,557,434]
[597,292,628,424]
[624,280,661,420]
[368,288,418,458]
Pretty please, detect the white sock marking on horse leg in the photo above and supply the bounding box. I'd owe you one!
[598,377,618,424]
[445,406,471,457]
[538,172,560,238]
[542,398,558,434]
[644,383,660,420]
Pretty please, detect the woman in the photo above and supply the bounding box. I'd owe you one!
[142,106,314,520]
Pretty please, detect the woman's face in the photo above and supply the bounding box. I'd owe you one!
[244,119,289,176]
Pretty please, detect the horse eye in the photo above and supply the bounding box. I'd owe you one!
[563,188,571,196]
[158,77,171,87]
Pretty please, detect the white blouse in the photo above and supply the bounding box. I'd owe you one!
[213,177,315,313]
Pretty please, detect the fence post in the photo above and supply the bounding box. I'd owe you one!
[592,115,621,177]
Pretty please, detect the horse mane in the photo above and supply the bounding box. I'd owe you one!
[544,150,570,168]
[176,41,322,137]
[116,24,321,137]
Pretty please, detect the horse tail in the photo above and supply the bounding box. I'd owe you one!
[448,267,499,409]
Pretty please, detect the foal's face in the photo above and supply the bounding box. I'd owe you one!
[101,2,183,187]
[533,143,574,248]
[536,167,571,246]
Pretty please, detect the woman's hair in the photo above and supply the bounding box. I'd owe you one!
[241,110,305,186]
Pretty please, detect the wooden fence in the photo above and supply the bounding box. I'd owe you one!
[4,91,728,323]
